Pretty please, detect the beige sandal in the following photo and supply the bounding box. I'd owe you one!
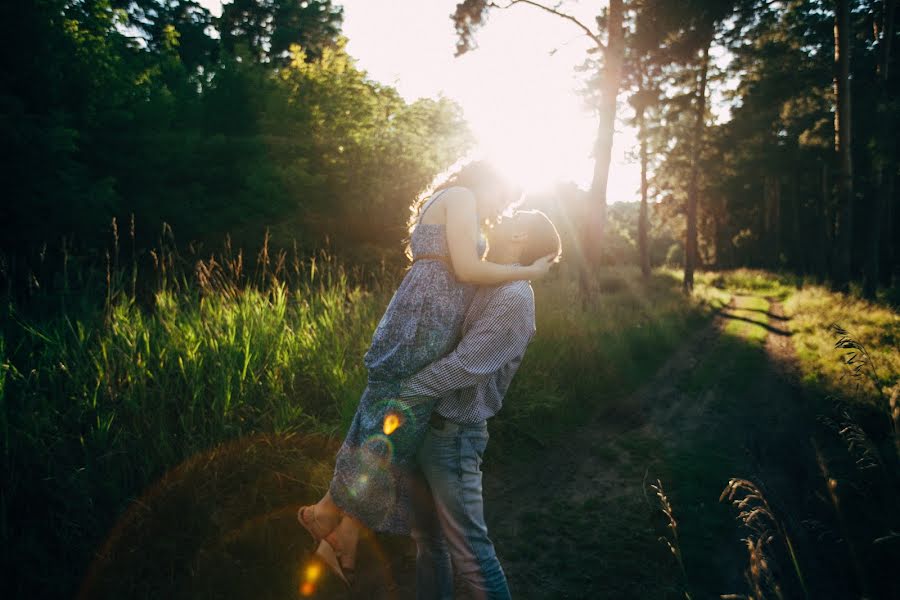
[297,505,339,547]
[315,539,355,587]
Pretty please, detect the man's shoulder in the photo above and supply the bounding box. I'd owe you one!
[483,280,534,316]
[501,279,534,302]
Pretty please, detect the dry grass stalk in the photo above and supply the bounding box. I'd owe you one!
[650,478,693,600]
[719,478,807,600]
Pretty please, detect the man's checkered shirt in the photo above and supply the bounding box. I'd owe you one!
[399,279,536,424]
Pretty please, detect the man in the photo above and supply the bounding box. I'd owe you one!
[399,209,562,600]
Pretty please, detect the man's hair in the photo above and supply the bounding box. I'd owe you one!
[516,209,562,266]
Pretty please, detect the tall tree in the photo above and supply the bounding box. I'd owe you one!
[833,0,854,291]
[684,29,711,293]
[631,1,712,291]
[632,56,653,278]
[865,0,897,296]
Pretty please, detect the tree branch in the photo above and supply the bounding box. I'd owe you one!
[488,0,606,51]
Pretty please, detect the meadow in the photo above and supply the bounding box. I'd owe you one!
[2,238,898,597]
[0,236,712,598]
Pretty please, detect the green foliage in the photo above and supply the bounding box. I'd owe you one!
[219,0,343,66]
[1,1,471,285]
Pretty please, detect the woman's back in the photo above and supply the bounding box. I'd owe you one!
[364,190,482,388]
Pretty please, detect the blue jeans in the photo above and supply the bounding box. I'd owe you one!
[412,419,511,600]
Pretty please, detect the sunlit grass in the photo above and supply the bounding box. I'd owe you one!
[785,285,900,402]
[722,295,769,344]
[695,268,798,301]
[690,269,899,402]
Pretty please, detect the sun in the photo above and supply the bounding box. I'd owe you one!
[454,30,641,201]
[475,112,640,203]
[465,72,596,194]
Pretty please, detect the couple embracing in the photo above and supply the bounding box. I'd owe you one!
[298,161,562,599]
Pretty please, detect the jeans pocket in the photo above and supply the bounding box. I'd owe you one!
[460,431,488,474]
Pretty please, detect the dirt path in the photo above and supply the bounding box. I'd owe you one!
[476,295,815,599]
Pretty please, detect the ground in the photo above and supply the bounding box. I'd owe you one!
[479,294,814,599]
[77,291,864,599]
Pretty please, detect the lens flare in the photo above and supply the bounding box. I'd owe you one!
[305,563,322,582]
[383,412,402,435]
[299,560,323,597]
[361,433,394,464]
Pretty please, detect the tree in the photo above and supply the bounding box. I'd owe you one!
[833,0,854,292]
[632,56,653,278]
[683,29,711,293]
[865,0,897,296]
[624,4,664,278]
[219,0,343,66]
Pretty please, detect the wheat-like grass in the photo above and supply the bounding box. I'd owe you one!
[719,479,807,600]
[650,478,693,600]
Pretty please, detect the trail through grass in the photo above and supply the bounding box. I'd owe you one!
[4,259,897,598]
[484,280,898,599]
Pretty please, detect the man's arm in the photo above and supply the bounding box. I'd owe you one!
[399,288,535,398]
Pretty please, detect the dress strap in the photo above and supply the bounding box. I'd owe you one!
[417,188,452,225]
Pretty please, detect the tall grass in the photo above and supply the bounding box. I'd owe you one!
[1,234,386,597]
[785,286,900,403]
[1,229,721,597]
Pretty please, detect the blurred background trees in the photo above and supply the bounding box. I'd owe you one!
[624,0,899,298]
[0,0,471,287]
[1,0,898,299]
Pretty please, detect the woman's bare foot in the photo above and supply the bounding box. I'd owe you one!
[326,515,361,573]
[297,493,342,544]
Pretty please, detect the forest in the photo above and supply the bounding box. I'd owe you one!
[1,1,899,599]
[2,0,898,295]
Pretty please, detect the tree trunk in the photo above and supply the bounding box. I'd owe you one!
[866,0,897,297]
[884,170,896,287]
[636,58,651,278]
[833,0,854,292]
[684,35,711,294]
[790,174,800,272]
[819,161,831,282]
[587,0,625,265]
[865,171,885,299]
[774,176,782,268]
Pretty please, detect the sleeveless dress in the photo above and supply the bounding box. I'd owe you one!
[329,189,485,534]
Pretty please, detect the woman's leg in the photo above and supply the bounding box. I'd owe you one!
[325,395,439,572]
[327,514,362,571]
[297,491,342,541]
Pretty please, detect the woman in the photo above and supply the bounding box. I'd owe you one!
[297,161,553,583]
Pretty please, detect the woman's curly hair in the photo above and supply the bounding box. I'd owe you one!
[405,160,517,261]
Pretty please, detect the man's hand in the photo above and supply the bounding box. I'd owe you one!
[527,254,558,280]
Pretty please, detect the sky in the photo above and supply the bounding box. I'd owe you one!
[198,0,642,201]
